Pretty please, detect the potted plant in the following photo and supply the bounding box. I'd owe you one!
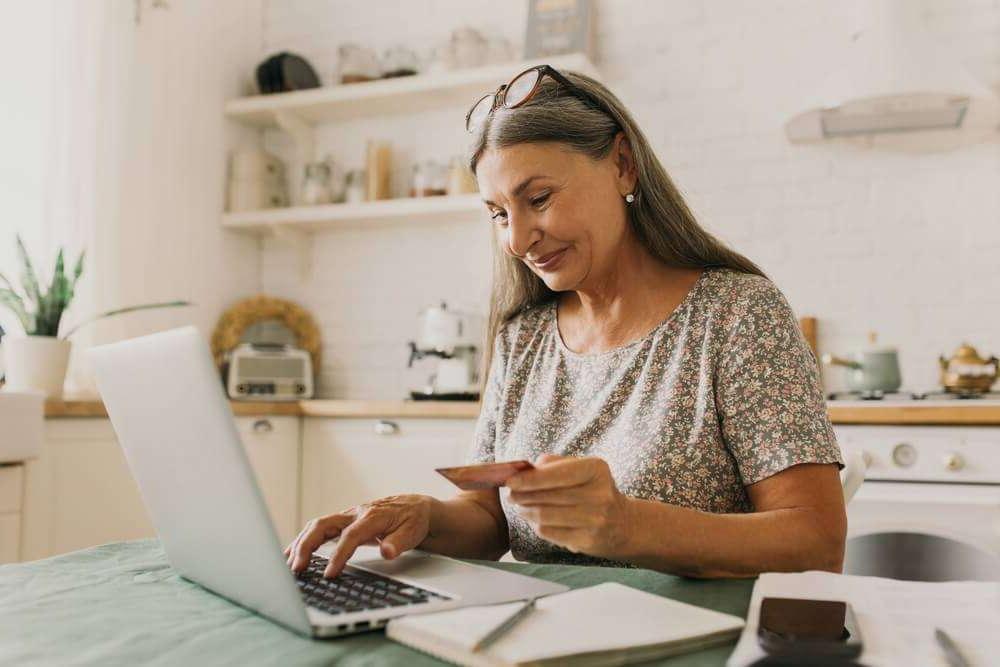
[0,235,190,398]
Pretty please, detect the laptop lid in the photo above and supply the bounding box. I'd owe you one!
[89,326,312,636]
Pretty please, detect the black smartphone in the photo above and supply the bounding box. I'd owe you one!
[757,597,863,658]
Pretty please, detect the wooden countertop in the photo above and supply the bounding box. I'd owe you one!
[44,396,1000,425]
[44,396,481,419]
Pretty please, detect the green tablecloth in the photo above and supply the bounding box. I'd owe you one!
[0,540,754,666]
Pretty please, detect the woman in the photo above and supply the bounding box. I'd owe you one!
[285,65,846,579]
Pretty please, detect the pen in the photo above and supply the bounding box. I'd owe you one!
[471,598,537,652]
[935,628,971,667]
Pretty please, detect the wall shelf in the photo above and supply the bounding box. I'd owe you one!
[224,52,598,128]
[221,193,484,234]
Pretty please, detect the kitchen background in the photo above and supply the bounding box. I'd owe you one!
[2,0,999,399]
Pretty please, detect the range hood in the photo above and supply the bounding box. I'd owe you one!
[785,0,997,142]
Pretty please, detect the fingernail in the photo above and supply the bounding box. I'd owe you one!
[383,544,396,558]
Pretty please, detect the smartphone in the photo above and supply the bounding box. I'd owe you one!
[757,597,863,658]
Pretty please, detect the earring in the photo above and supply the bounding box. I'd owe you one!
[625,192,635,204]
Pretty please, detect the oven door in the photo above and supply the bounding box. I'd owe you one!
[845,481,1000,581]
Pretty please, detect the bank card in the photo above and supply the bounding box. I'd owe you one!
[435,460,534,490]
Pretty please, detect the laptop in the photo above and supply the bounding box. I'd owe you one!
[88,325,567,638]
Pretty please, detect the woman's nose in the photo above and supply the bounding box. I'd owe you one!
[506,215,539,258]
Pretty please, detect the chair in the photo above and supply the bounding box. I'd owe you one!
[839,445,867,505]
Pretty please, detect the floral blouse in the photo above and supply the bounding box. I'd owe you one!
[468,267,843,566]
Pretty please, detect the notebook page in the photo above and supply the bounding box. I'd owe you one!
[727,571,1000,667]
[391,582,744,665]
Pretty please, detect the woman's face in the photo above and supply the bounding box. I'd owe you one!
[475,137,634,292]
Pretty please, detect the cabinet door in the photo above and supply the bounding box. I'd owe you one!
[301,418,475,521]
[22,416,301,561]
[234,416,300,545]
[21,420,155,561]
[0,464,23,563]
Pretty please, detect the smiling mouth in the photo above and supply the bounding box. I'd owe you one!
[531,248,567,268]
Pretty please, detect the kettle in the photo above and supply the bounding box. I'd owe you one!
[939,343,998,395]
[822,332,902,393]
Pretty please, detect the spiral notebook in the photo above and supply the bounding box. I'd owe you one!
[386,582,744,667]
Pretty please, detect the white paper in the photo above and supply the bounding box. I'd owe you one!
[727,571,1000,667]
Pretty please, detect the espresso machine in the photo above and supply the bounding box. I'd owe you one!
[407,302,481,401]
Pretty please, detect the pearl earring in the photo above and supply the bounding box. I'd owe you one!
[625,192,635,204]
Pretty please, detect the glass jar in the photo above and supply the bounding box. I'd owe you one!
[410,160,448,197]
[345,169,367,203]
[301,162,332,205]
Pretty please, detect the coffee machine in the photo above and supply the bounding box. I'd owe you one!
[408,302,481,401]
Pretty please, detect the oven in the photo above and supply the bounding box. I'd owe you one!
[835,424,1000,581]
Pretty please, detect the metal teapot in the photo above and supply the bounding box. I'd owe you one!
[939,343,998,395]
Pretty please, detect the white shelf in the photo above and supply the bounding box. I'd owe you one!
[224,52,599,128]
[221,193,484,234]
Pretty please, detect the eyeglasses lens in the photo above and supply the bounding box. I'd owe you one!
[467,94,494,131]
[505,69,540,108]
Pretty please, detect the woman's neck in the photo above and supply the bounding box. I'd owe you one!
[557,239,702,352]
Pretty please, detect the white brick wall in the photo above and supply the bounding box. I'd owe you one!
[255,0,1000,398]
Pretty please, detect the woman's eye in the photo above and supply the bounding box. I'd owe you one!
[530,193,550,207]
[490,210,508,223]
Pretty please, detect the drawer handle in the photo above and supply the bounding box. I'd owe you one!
[252,419,274,434]
[374,420,399,436]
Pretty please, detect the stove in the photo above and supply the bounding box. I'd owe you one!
[837,422,1000,582]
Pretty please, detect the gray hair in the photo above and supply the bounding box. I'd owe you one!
[467,70,765,386]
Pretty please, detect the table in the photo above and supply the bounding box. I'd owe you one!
[0,540,754,666]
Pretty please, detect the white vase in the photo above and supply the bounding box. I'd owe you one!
[1,335,72,399]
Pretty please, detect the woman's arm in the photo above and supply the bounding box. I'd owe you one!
[420,489,511,561]
[620,463,846,577]
[508,456,846,578]
[286,488,510,578]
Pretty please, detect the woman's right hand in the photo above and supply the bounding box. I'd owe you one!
[284,493,433,578]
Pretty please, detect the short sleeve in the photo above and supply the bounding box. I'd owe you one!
[715,279,843,486]
[465,325,509,465]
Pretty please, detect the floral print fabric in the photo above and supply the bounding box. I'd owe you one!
[469,267,843,566]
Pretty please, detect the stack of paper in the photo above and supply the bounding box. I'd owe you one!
[386,581,744,667]
[727,571,1000,667]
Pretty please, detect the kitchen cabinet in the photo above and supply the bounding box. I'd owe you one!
[20,417,301,562]
[0,464,24,563]
[300,418,475,521]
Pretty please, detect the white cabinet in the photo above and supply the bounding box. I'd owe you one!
[21,416,300,561]
[301,418,474,522]
[0,464,24,563]
[234,416,300,545]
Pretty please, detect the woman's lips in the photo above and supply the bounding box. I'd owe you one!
[532,248,568,270]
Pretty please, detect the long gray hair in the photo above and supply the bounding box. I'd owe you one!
[468,69,765,387]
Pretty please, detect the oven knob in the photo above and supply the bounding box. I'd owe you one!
[943,452,965,472]
[891,443,917,467]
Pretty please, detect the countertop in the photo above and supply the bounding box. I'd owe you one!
[43,395,1000,424]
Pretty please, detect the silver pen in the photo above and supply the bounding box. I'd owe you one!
[935,628,971,667]
[471,598,537,652]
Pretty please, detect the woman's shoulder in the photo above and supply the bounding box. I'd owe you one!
[700,267,791,319]
[493,299,555,349]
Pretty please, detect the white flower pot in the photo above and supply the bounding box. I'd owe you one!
[1,335,72,398]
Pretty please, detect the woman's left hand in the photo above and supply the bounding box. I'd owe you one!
[507,454,634,558]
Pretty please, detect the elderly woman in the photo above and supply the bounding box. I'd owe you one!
[286,65,846,579]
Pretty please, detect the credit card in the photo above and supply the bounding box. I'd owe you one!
[435,460,535,490]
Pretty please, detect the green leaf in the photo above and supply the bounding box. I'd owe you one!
[0,288,35,334]
[60,300,193,339]
[71,250,85,288]
[15,234,42,308]
[0,270,19,296]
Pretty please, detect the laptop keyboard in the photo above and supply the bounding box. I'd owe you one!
[295,555,450,616]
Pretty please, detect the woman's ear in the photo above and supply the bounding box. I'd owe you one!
[612,131,637,195]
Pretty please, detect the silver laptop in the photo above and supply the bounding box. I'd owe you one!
[89,325,567,638]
